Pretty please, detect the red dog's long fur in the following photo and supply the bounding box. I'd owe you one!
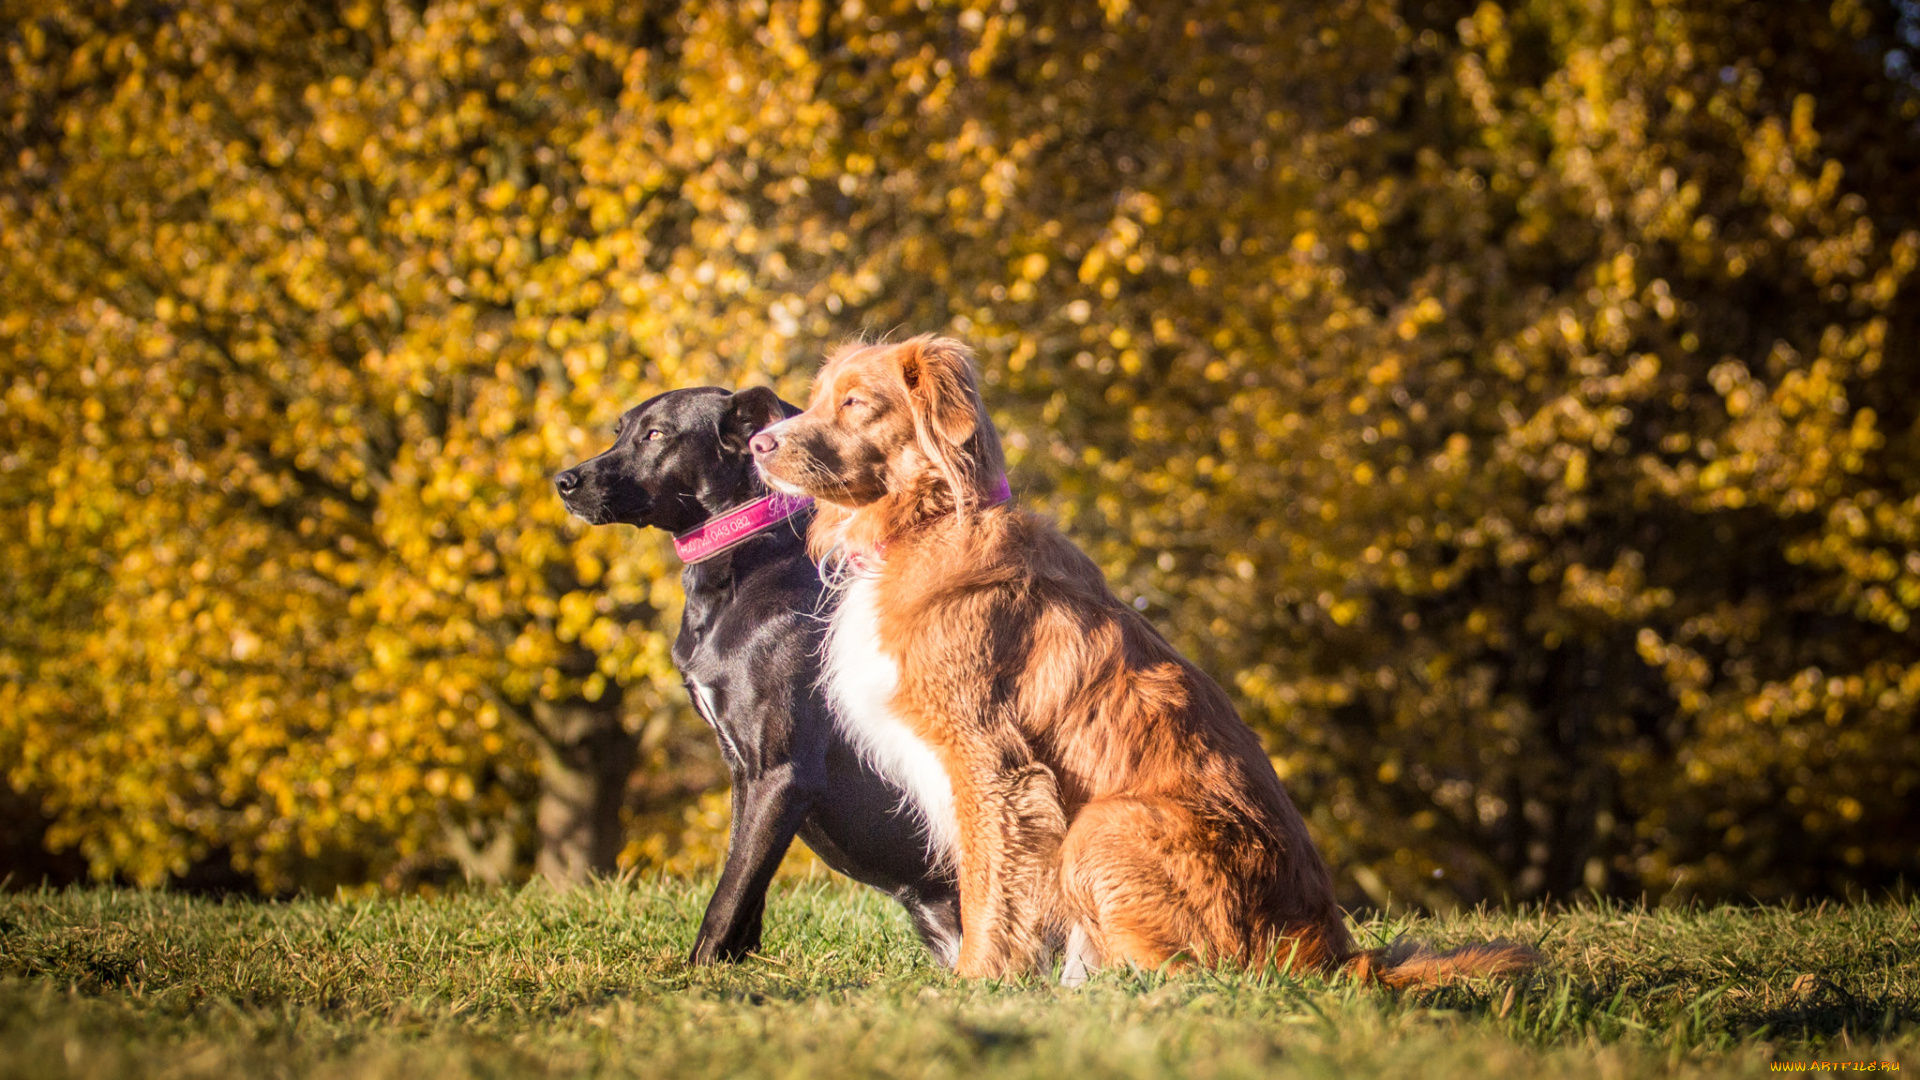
[754,335,1535,985]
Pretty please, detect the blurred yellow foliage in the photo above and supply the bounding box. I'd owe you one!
[3,0,1916,901]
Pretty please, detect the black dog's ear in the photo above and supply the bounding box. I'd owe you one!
[718,386,796,452]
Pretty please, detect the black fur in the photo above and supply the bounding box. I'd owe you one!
[556,386,961,965]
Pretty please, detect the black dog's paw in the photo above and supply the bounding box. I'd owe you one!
[688,934,760,966]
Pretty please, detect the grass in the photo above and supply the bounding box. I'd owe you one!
[0,877,1914,1079]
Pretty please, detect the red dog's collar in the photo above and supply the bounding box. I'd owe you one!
[673,492,813,564]
[843,472,1013,574]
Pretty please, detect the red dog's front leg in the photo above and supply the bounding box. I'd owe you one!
[945,754,1068,978]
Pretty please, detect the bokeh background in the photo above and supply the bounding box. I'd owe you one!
[3,0,1917,906]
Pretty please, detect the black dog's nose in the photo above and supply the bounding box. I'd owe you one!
[749,431,779,456]
[554,469,580,495]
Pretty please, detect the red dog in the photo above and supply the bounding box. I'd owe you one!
[752,335,1534,984]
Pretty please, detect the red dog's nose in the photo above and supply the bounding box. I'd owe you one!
[749,431,779,456]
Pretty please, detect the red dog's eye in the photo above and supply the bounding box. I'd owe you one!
[841,396,863,411]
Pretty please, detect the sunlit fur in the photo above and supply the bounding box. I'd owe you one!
[756,335,1536,985]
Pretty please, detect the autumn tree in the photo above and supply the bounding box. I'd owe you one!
[821,0,1920,903]
[5,0,1916,902]
[0,0,847,888]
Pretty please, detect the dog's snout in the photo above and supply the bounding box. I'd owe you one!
[554,469,581,496]
[749,431,780,456]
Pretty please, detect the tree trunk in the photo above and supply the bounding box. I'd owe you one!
[0,776,89,889]
[531,693,639,886]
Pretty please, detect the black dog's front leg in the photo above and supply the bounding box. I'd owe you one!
[688,766,815,964]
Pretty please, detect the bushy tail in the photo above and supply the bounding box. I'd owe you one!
[1345,938,1540,989]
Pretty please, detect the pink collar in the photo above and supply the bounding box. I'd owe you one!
[672,492,813,564]
[845,472,1013,573]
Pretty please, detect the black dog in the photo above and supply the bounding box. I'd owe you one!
[555,386,961,965]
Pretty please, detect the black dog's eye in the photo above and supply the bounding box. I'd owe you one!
[644,429,665,441]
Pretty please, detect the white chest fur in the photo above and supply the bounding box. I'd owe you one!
[822,574,959,867]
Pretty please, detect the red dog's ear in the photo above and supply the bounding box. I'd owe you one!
[898,336,979,449]
[897,335,1007,519]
